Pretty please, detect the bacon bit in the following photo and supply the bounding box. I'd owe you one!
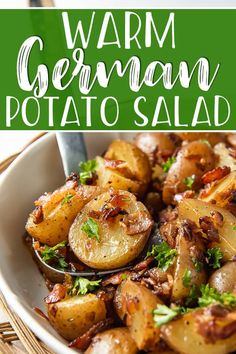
[101,271,131,287]
[44,284,66,304]
[107,193,131,208]
[160,222,178,249]
[104,158,127,169]
[141,268,173,298]
[132,256,154,272]
[201,166,231,185]
[210,211,224,227]
[88,210,102,219]
[33,307,49,321]
[89,205,126,221]
[66,172,79,183]
[199,216,219,242]
[96,287,116,303]
[180,219,198,241]
[229,147,236,158]
[120,211,153,235]
[32,205,44,224]
[68,318,114,350]
[159,207,178,224]
[69,262,86,272]
[174,190,195,203]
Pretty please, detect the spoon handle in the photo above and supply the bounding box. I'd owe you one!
[56,132,87,177]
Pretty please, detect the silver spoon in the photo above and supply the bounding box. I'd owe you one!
[33,133,160,281]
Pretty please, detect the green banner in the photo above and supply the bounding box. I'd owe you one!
[0,9,236,130]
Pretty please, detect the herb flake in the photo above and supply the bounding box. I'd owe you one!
[69,277,101,296]
[147,242,177,272]
[61,193,74,205]
[41,241,68,270]
[182,269,191,288]
[206,247,223,269]
[199,284,236,309]
[162,157,176,173]
[79,160,97,185]
[81,217,100,242]
[183,175,195,189]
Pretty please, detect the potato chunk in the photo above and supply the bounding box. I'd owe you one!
[175,132,225,146]
[26,182,103,246]
[114,279,162,351]
[85,328,138,354]
[69,190,153,269]
[163,141,215,204]
[209,262,236,294]
[161,307,236,354]
[178,199,236,261]
[47,294,106,341]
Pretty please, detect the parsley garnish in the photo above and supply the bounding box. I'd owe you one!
[79,160,97,184]
[233,226,236,231]
[183,175,195,189]
[81,217,100,242]
[162,157,176,173]
[69,277,101,296]
[199,139,211,147]
[41,241,68,270]
[199,284,236,308]
[182,269,191,288]
[192,257,203,273]
[121,274,128,280]
[185,284,199,306]
[153,304,182,327]
[206,247,223,269]
[147,242,177,272]
[61,193,74,205]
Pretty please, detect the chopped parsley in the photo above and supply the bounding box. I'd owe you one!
[41,241,68,270]
[192,257,203,273]
[162,157,176,173]
[69,277,101,296]
[79,159,97,184]
[153,304,183,327]
[233,226,236,231]
[147,242,177,272]
[206,247,223,269]
[185,284,199,306]
[81,217,100,242]
[199,284,236,309]
[199,139,211,147]
[121,274,128,280]
[183,175,195,189]
[61,193,74,205]
[182,269,191,288]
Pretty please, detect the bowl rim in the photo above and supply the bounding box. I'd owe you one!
[0,132,76,354]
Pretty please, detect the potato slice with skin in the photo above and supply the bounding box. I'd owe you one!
[200,171,236,206]
[171,227,206,302]
[96,156,143,197]
[209,262,236,294]
[47,294,106,341]
[114,279,162,351]
[104,140,151,185]
[163,141,215,204]
[85,327,138,354]
[178,199,236,261]
[69,190,153,270]
[161,308,236,354]
[26,183,103,246]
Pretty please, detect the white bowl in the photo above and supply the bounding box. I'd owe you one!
[0,133,77,354]
[0,132,136,353]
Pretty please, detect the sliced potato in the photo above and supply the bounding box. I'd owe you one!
[47,294,106,341]
[214,143,236,171]
[161,308,236,354]
[26,182,103,246]
[178,199,236,261]
[85,327,138,354]
[69,190,153,269]
[199,171,236,214]
[209,262,236,293]
[171,227,206,302]
[96,156,143,196]
[163,141,215,204]
[114,279,162,351]
[175,133,225,146]
[104,140,151,185]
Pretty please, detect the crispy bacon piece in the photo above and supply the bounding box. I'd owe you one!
[159,207,178,224]
[89,205,126,221]
[141,268,173,298]
[66,172,79,184]
[104,158,127,169]
[107,193,130,208]
[44,284,66,304]
[210,210,224,227]
[33,307,49,321]
[199,216,219,242]
[120,211,153,235]
[132,256,154,272]
[68,318,114,350]
[32,205,44,224]
[101,271,131,287]
[201,166,231,185]
[180,219,198,241]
